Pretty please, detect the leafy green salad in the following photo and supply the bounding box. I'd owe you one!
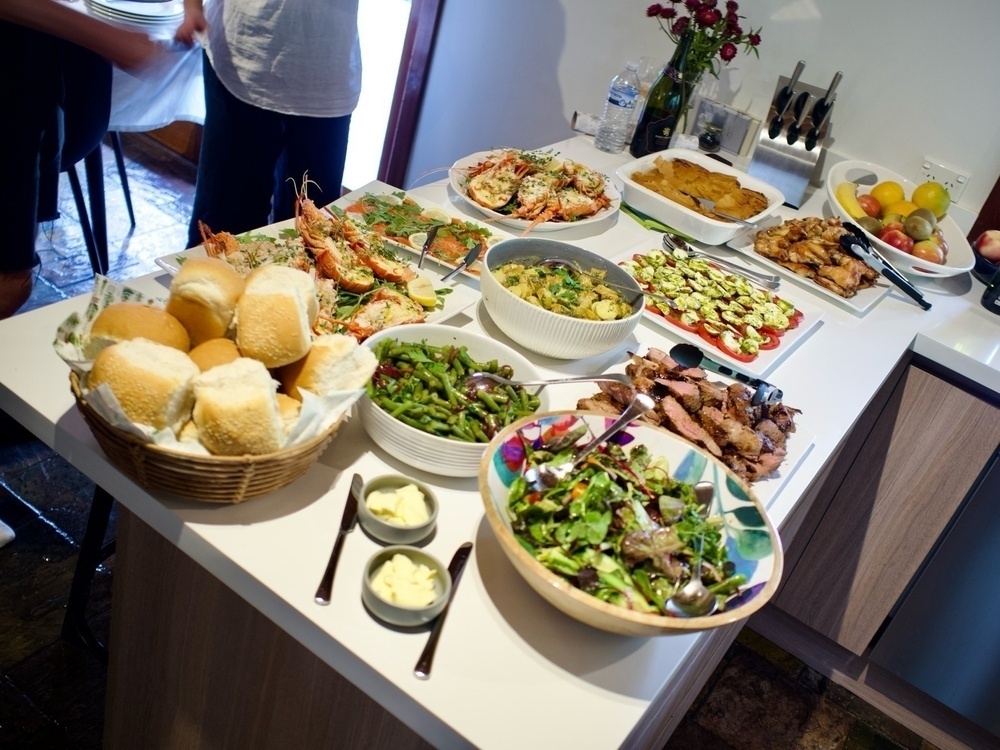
[507,436,745,615]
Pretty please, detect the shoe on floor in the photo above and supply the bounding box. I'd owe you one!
[0,268,34,319]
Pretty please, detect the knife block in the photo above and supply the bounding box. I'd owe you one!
[747,76,834,208]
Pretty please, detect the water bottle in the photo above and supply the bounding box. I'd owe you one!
[594,61,640,153]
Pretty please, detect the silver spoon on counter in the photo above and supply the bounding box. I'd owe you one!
[523,393,656,490]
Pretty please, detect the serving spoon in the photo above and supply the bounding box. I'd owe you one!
[537,256,682,312]
[464,370,634,394]
[661,233,781,290]
[665,534,718,617]
[523,393,656,490]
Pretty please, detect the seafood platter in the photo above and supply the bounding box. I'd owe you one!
[156,191,478,342]
[611,241,825,378]
[449,148,621,232]
[332,180,515,278]
[726,209,891,315]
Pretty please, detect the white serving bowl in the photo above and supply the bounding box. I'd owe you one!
[826,159,974,279]
[361,546,450,627]
[479,237,644,360]
[360,323,549,477]
[616,148,784,245]
[357,474,439,545]
[479,411,783,636]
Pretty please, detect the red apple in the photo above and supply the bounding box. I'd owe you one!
[880,228,914,254]
[879,221,905,240]
[973,230,1000,263]
[912,239,945,265]
[857,193,881,218]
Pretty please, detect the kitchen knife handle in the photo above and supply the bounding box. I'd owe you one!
[774,60,806,115]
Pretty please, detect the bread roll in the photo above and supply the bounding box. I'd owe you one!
[167,256,245,346]
[192,357,284,455]
[84,302,190,359]
[88,338,199,433]
[277,333,378,400]
[275,393,302,438]
[235,265,317,368]
[188,338,241,372]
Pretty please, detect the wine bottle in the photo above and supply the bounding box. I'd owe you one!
[629,30,695,158]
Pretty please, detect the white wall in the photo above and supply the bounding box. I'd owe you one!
[406,0,1000,221]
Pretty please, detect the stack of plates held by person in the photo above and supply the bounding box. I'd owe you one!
[84,0,184,29]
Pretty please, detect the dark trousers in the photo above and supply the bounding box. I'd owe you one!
[187,52,352,248]
[0,23,111,272]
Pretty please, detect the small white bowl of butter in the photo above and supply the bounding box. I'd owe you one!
[362,546,451,627]
[357,474,438,545]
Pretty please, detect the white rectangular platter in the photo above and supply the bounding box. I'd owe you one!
[726,209,891,315]
[611,240,826,379]
[332,180,516,278]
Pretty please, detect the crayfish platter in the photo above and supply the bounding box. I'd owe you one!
[449,149,621,233]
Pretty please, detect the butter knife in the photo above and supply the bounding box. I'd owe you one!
[440,243,482,282]
[314,473,363,605]
[414,541,473,680]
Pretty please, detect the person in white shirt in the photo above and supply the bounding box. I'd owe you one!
[175,0,362,248]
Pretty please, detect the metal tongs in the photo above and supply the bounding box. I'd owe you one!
[840,223,932,311]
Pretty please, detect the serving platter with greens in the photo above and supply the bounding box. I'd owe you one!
[480,411,783,635]
[332,180,513,277]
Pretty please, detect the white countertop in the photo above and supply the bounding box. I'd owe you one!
[1,136,997,749]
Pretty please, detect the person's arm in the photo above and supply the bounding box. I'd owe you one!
[0,0,162,72]
[174,0,207,46]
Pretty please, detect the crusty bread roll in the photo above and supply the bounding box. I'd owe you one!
[167,256,245,346]
[88,338,200,433]
[275,393,302,438]
[277,333,378,401]
[188,337,241,372]
[84,302,190,359]
[235,265,317,368]
[192,357,284,455]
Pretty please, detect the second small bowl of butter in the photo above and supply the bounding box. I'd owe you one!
[362,546,451,627]
[357,474,439,545]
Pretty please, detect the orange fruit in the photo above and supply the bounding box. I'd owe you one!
[870,181,905,208]
[911,181,951,219]
[883,200,919,218]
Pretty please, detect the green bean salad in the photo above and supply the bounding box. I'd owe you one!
[366,338,541,442]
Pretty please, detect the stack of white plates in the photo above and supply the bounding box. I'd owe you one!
[85,0,184,28]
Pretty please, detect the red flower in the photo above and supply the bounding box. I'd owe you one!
[684,0,700,12]
[671,16,691,35]
[696,8,722,27]
[726,0,739,11]
[646,3,664,16]
[748,32,761,47]
[719,42,737,61]
[660,7,677,19]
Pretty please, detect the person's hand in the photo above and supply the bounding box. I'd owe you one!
[111,28,170,74]
[174,7,207,47]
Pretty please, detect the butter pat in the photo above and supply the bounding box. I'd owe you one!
[370,553,438,607]
[366,483,429,527]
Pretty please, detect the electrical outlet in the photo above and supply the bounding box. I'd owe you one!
[915,159,969,202]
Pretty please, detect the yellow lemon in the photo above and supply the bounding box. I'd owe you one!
[883,200,919,218]
[870,180,905,208]
[911,181,951,219]
[406,276,438,308]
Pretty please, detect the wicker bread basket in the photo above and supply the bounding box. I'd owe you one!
[70,371,343,503]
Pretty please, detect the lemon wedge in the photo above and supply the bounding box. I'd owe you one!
[422,209,451,224]
[406,276,438,308]
[408,231,428,251]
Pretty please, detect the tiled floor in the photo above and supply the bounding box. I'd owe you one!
[0,134,936,749]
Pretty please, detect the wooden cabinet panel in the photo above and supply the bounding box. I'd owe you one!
[105,510,435,750]
[775,366,1000,655]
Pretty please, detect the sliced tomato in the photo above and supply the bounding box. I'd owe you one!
[786,308,804,329]
[718,337,758,363]
[697,320,721,347]
[758,330,781,350]
[663,311,700,334]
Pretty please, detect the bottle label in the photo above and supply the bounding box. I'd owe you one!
[642,114,678,152]
[607,90,636,109]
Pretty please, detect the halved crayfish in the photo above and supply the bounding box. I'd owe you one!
[327,287,427,341]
